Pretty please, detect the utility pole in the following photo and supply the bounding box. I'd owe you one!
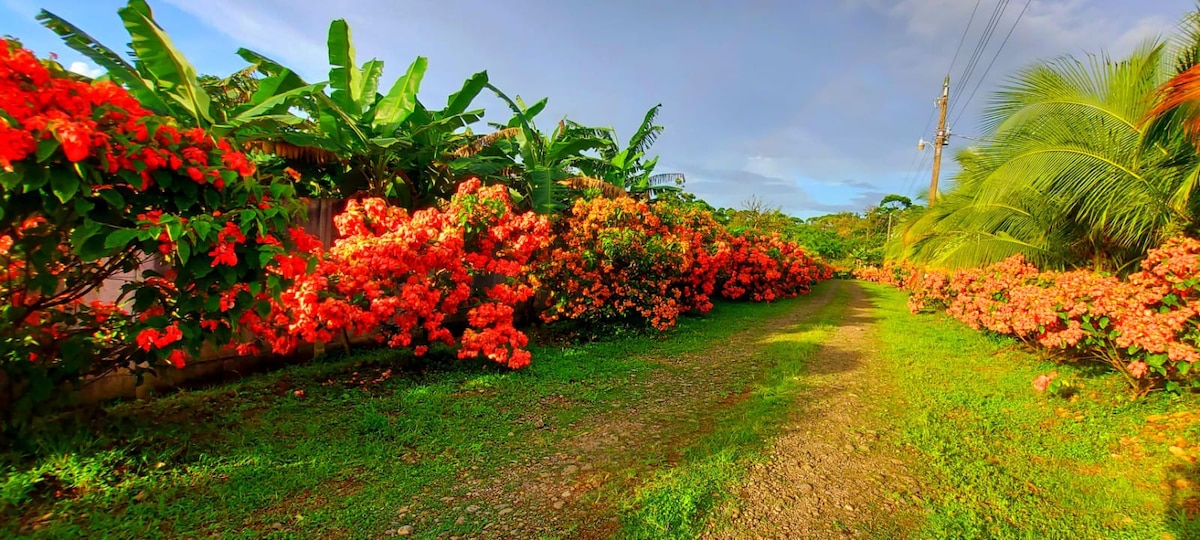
[929,77,950,206]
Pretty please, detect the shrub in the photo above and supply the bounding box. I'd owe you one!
[537,197,708,331]
[0,41,305,425]
[538,197,830,331]
[720,230,828,302]
[858,238,1200,394]
[243,179,551,368]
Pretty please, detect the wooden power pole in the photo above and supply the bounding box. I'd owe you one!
[929,77,950,206]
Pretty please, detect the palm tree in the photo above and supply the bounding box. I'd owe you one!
[894,39,1200,272]
[470,85,615,213]
[573,104,683,200]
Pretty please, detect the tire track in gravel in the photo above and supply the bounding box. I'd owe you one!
[702,281,924,540]
[426,282,848,539]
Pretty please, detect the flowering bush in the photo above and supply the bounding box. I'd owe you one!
[244,180,551,368]
[537,197,712,330]
[857,238,1200,394]
[720,230,830,302]
[537,197,830,331]
[0,42,306,423]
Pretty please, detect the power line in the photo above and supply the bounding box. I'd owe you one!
[901,106,937,196]
[951,0,1033,127]
[952,0,1011,118]
[909,151,934,198]
[946,0,984,77]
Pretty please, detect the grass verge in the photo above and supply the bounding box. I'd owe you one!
[615,282,851,539]
[864,282,1200,540]
[0,293,814,539]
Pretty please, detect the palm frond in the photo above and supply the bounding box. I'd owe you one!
[895,38,1196,271]
[452,127,520,158]
[559,176,630,199]
[243,140,340,164]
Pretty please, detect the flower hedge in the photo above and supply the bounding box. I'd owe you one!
[855,238,1200,394]
[0,41,308,423]
[537,197,831,331]
[0,42,832,425]
[243,180,551,369]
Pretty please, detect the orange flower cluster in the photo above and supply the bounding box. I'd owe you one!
[538,198,831,330]
[244,180,551,368]
[857,238,1200,392]
[1,42,306,424]
[720,230,830,302]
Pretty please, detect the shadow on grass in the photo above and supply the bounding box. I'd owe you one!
[620,281,865,539]
[2,293,812,539]
[1166,460,1200,538]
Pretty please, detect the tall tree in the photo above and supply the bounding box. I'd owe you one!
[895,39,1200,271]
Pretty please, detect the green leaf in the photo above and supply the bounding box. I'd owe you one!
[204,188,220,209]
[104,228,141,249]
[444,71,488,116]
[74,197,95,215]
[69,219,103,258]
[99,188,125,209]
[117,0,213,126]
[326,19,363,114]
[358,59,384,112]
[35,139,61,163]
[192,219,213,241]
[374,56,428,134]
[178,240,191,265]
[228,82,327,126]
[51,170,80,202]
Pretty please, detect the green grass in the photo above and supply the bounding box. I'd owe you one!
[0,295,808,539]
[10,281,1197,539]
[616,282,851,539]
[863,282,1200,540]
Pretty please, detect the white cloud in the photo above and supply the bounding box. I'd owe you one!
[161,0,326,79]
[1,0,36,19]
[68,61,103,78]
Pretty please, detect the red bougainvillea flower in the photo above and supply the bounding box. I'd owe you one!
[859,236,1200,393]
[1032,372,1057,393]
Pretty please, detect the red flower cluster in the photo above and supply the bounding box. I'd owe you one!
[537,198,831,330]
[0,42,250,187]
[720,230,830,302]
[244,180,550,368]
[857,238,1200,393]
[0,42,303,424]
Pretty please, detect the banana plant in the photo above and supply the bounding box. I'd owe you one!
[462,84,613,213]
[574,104,680,199]
[231,19,500,205]
[37,0,317,135]
[228,19,432,201]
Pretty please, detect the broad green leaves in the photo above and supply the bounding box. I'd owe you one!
[374,57,428,135]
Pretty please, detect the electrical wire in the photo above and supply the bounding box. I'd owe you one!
[908,151,934,198]
[952,0,1011,118]
[951,0,1033,127]
[946,0,984,77]
[901,106,937,196]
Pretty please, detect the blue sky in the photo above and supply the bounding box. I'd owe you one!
[2,0,1194,217]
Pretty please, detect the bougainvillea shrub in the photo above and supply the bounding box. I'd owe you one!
[536,197,709,331]
[856,239,1200,394]
[538,197,831,331]
[0,41,307,422]
[243,180,551,368]
[720,230,831,302]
